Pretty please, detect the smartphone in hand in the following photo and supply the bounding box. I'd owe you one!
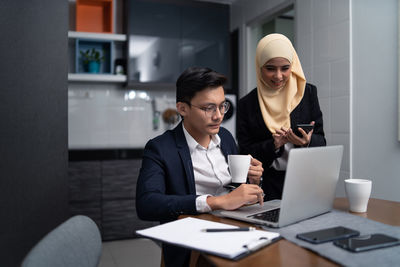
[333,234,400,252]
[294,123,314,137]
[296,226,359,244]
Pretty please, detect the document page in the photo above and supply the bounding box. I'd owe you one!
[136,217,280,259]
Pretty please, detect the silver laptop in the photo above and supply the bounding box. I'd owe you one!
[219,145,343,228]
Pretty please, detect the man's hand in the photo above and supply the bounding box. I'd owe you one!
[206,184,264,211]
[248,156,263,185]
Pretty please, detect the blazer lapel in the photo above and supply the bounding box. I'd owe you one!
[220,139,230,161]
[174,122,196,194]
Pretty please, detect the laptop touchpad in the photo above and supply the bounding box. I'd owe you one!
[236,201,280,214]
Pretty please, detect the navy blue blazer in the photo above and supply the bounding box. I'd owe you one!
[136,121,237,223]
[136,122,238,267]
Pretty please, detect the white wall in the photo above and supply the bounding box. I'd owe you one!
[351,0,400,201]
[296,0,351,197]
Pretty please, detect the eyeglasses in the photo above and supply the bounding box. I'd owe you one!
[188,101,230,118]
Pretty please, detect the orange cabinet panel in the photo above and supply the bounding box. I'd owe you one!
[76,0,113,33]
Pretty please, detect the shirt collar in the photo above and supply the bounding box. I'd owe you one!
[182,123,221,153]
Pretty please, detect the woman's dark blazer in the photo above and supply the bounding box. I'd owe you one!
[237,83,326,183]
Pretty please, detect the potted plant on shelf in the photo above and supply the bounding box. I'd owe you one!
[80,48,104,73]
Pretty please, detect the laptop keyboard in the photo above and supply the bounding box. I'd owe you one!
[247,208,280,222]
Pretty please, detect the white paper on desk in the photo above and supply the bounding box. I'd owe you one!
[136,217,280,259]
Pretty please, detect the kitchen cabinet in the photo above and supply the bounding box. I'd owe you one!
[76,0,114,33]
[127,0,229,86]
[180,4,229,75]
[69,159,158,240]
[69,161,102,231]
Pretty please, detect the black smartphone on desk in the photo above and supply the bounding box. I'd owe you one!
[294,124,314,137]
[334,234,400,252]
[296,226,360,244]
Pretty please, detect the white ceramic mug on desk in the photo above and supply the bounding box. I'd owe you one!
[345,179,372,213]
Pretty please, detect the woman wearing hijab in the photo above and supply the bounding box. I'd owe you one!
[237,33,326,200]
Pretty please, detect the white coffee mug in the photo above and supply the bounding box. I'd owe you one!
[344,179,372,213]
[228,155,251,183]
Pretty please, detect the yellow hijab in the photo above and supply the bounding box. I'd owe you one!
[256,33,306,133]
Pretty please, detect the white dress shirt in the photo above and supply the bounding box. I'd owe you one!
[182,124,231,212]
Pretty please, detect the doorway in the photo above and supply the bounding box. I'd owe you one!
[246,6,294,92]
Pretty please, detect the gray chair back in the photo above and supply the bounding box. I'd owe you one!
[21,215,102,267]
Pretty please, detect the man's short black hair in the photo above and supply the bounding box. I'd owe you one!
[176,67,227,103]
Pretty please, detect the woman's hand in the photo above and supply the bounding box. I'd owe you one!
[247,156,263,185]
[287,121,315,146]
[273,127,288,149]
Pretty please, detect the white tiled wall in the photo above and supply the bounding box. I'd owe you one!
[297,0,350,197]
[331,59,350,97]
[68,83,177,149]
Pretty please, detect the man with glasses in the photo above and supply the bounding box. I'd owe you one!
[136,67,264,267]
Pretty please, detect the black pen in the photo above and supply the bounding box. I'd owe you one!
[202,227,256,232]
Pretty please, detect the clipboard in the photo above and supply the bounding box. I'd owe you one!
[233,235,282,260]
[136,217,281,260]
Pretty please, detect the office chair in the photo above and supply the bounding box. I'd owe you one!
[21,215,102,267]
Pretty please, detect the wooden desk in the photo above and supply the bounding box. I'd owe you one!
[188,198,400,267]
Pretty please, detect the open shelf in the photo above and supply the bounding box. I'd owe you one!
[68,1,126,83]
[68,31,126,41]
[68,73,127,82]
[76,0,113,33]
[75,39,113,74]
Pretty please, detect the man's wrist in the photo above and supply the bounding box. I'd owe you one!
[206,195,224,210]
